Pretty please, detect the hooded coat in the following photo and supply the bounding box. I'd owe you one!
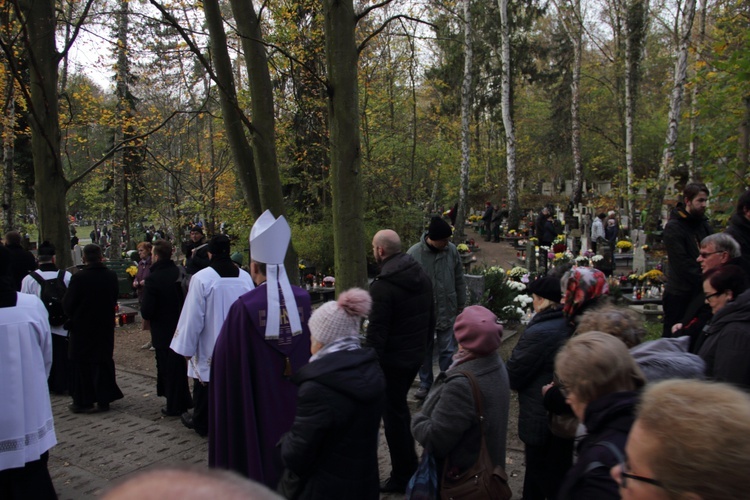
[366,252,435,368]
[663,203,713,295]
[280,348,385,499]
[407,236,466,330]
[697,288,750,391]
[507,306,568,446]
[557,391,638,500]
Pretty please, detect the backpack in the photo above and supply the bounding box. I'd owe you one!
[30,270,68,327]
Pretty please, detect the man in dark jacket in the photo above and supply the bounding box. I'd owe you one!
[663,183,713,337]
[367,229,435,493]
[62,244,123,413]
[4,230,36,291]
[182,226,209,274]
[140,239,192,417]
[726,190,750,278]
[481,201,493,241]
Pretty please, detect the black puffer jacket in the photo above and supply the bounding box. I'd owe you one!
[366,253,435,368]
[507,307,568,446]
[280,348,385,500]
[726,212,750,278]
[663,204,712,295]
[557,391,638,500]
[697,288,750,391]
[140,258,183,349]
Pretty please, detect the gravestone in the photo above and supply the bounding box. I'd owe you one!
[633,246,647,274]
[464,274,485,305]
[526,241,537,273]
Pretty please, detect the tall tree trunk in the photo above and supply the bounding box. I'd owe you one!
[201,0,262,218]
[645,0,697,231]
[498,0,520,229]
[455,0,473,241]
[3,83,14,233]
[321,0,367,290]
[569,0,584,206]
[688,0,707,181]
[739,95,750,194]
[20,0,71,267]
[228,0,299,280]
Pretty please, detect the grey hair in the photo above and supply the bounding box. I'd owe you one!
[701,233,740,258]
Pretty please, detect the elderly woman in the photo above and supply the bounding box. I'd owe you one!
[555,331,645,499]
[133,241,153,341]
[412,305,510,494]
[612,380,750,500]
[507,276,571,499]
[279,288,385,499]
[695,265,750,390]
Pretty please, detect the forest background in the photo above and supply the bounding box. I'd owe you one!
[0,0,748,291]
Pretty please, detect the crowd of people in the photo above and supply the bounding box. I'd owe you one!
[3,189,750,500]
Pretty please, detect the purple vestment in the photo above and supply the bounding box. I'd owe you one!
[208,283,312,488]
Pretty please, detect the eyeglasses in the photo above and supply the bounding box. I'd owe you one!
[698,250,725,259]
[553,374,568,397]
[619,462,666,489]
[705,291,724,301]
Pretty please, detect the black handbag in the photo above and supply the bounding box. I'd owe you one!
[440,371,512,500]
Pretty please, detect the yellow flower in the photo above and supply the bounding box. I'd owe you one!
[299,263,306,270]
[126,266,138,277]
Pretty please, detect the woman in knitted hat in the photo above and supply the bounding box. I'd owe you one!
[279,288,385,499]
[411,305,510,494]
[507,275,573,499]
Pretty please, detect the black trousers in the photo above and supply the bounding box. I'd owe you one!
[191,379,209,435]
[662,290,694,337]
[382,362,421,483]
[522,435,573,500]
[155,348,193,414]
[48,334,70,395]
[0,451,57,500]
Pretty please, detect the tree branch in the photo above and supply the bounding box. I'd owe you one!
[358,15,437,53]
[58,0,97,63]
[356,0,396,21]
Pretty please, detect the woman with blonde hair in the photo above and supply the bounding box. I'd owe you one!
[612,379,750,500]
[555,331,645,499]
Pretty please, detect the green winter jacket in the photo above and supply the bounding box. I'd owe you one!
[407,235,466,330]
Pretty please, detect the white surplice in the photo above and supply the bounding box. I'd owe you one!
[0,293,57,471]
[170,267,254,382]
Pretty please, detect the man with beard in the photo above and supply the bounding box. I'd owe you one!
[367,229,434,493]
[140,239,193,417]
[407,216,465,401]
[662,183,713,337]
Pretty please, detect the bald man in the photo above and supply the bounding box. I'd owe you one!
[367,229,435,493]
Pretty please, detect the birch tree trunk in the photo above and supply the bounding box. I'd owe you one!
[455,0,473,241]
[322,0,367,290]
[688,0,707,181]
[569,0,584,206]
[498,0,520,229]
[645,0,696,231]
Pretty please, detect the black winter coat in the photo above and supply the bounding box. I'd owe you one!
[140,258,183,349]
[663,204,712,295]
[557,391,637,500]
[507,307,568,446]
[366,253,435,369]
[62,262,119,362]
[697,288,750,391]
[726,212,750,278]
[6,243,36,291]
[280,348,385,500]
